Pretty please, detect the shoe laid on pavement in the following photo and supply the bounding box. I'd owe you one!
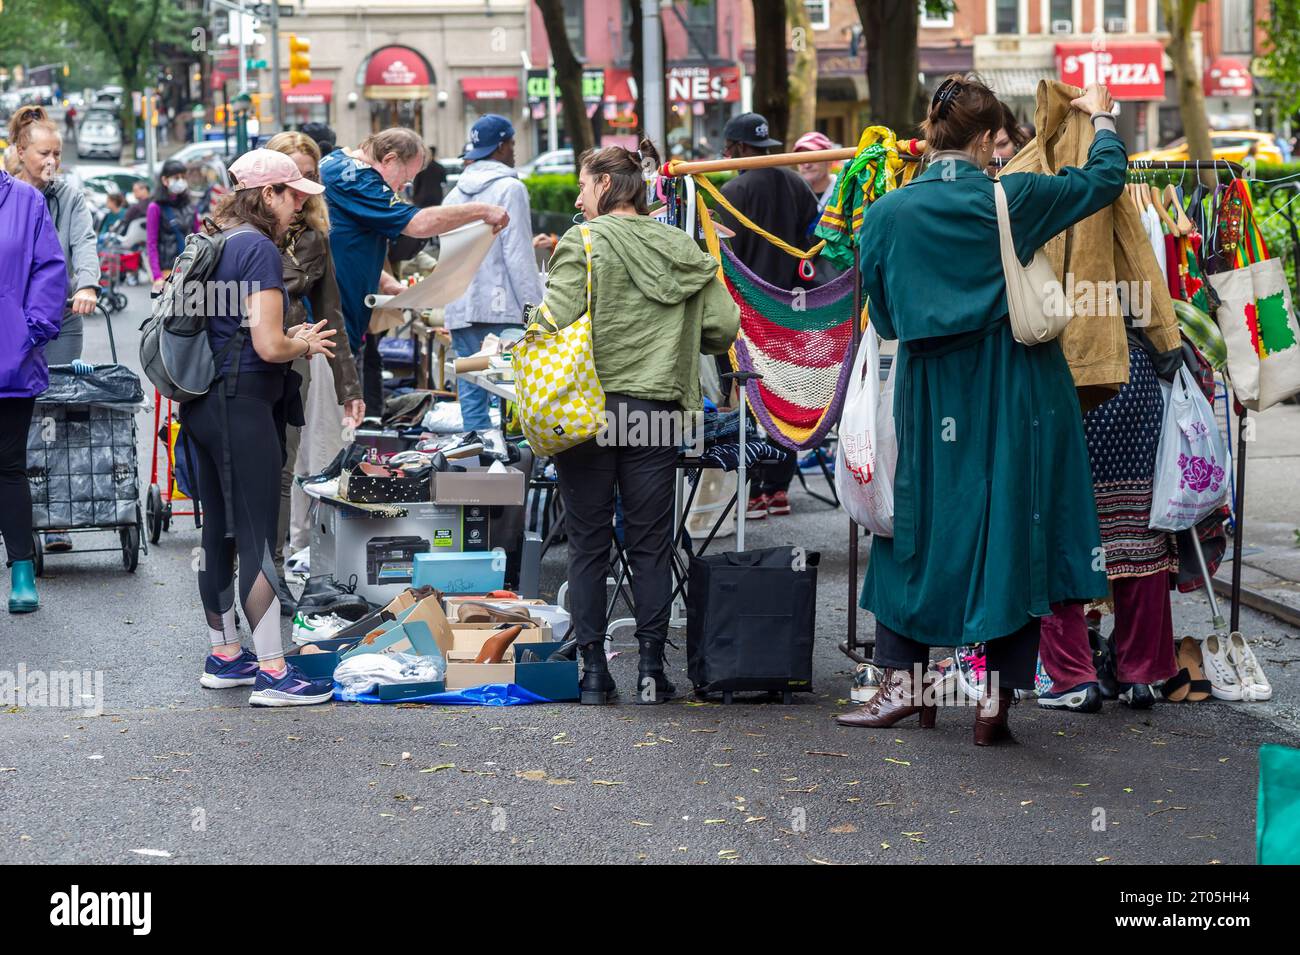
[200,648,259,688]
[44,531,73,553]
[1037,681,1103,713]
[1117,682,1156,709]
[248,662,335,707]
[745,494,769,520]
[1200,633,1243,701]
[291,612,352,645]
[1227,631,1272,701]
[766,490,791,516]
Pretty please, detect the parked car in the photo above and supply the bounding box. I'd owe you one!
[518,148,575,179]
[77,109,123,160]
[1130,130,1285,166]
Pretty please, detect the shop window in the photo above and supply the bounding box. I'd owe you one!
[995,0,1019,34]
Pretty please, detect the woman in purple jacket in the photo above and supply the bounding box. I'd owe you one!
[0,167,68,613]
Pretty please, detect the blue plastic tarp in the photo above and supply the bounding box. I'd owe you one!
[333,682,553,706]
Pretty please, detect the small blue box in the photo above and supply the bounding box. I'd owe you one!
[412,550,505,594]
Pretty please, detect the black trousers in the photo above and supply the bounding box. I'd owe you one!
[180,373,284,623]
[359,333,385,420]
[873,617,1042,690]
[755,454,797,496]
[554,394,679,648]
[0,397,36,566]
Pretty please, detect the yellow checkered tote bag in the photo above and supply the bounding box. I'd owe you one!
[512,223,605,456]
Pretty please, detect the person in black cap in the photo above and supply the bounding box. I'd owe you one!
[716,111,818,521]
[299,122,336,155]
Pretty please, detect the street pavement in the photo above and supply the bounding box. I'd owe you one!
[1,266,1297,865]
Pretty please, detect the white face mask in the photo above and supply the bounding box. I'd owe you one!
[167,178,189,196]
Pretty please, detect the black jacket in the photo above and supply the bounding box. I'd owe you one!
[716,165,819,290]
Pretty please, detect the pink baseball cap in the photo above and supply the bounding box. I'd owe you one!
[793,131,835,153]
[228,148,325,195]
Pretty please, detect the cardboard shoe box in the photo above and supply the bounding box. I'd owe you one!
[442,624,577,701]
[433,465,526,506]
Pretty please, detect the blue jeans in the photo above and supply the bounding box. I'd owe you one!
[450,322,519,433]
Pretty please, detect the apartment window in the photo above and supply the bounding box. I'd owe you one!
[1103,0,1128,31]
[686,0,717,53]
[807,0,831,30]
[1222,0,1254,54]
[1049,0,1073,32]
[919,2,954,28]
[563,0,585,53]
[995,0,1020,33]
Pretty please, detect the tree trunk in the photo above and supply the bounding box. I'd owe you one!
[786,0,818,137]
[855,0,922,138]
[630,0,645,138]
[1162,0,1212,180]
[535,0,594,156]
[751,0,790,146]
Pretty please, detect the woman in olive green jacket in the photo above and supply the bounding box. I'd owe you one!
[529,140,739,706]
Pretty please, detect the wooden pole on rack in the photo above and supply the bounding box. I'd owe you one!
[662,147,859,177]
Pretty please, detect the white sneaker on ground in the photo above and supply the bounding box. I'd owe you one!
[1227,631,1272,702]
[1200,634,1243,701]
[291,612,351,645]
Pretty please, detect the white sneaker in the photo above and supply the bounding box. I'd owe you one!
[850,663,882,703]
[1227,631,1272,702]
[291,612,350,645]
[1200,634,1243,701]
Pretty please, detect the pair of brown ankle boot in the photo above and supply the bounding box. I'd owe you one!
[835,667,1015,746]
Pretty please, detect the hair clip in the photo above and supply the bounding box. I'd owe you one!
[932,79,961,118]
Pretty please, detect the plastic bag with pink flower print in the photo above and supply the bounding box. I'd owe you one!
[1150,367,1230,532]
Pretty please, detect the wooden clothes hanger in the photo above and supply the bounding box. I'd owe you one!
[1151,183,1179,231]
[1163,182,1194,235]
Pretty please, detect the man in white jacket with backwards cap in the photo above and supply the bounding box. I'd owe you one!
[442,114,544,442]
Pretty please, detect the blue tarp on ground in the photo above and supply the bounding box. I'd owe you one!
[333,682,552,706]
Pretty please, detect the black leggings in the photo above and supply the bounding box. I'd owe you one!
[1,397,36,566]
[180,373,286,663]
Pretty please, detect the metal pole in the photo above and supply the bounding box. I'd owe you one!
[641,0,663,148]
[236,4,248,95]
[1231,408,1247,633]
[143,86,157,179]
[270,1,282,131]
[546,55,558,153]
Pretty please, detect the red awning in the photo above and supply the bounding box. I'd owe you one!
[363,46,432,100]
[1205,57,1253,97]
[460,76,519,101]
[603,68,637,103]
[282,79,333,105]
[1056,42,1163,100]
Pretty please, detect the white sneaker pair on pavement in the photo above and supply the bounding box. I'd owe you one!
[1200,632,1272,702]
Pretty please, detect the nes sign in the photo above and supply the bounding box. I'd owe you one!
[666,66,740,103]
[1056,42,1163,100]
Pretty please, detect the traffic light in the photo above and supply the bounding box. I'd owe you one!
[288,34,311,87]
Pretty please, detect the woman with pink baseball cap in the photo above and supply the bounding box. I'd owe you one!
[184,148,342,707]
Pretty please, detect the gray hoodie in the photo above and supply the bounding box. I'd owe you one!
[42,177,100,297]
[441,160,544,330]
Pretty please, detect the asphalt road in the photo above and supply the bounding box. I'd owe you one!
[1,276,1296,865]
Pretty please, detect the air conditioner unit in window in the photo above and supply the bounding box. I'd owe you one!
[1051,19,1073,34]
[1106,17,1129,33]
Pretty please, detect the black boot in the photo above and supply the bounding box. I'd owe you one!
[636,638,676,704]
[579,642,617,705]
[297,574,369,620]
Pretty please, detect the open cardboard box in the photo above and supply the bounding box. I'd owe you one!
[443,624,578,700]
[432,465,526,506]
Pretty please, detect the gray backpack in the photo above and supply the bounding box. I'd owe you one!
[138,225,256,401]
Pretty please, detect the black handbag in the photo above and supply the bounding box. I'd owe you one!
[686,546,819,703]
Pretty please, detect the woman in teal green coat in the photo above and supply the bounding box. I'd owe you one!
[837,77,1122,744]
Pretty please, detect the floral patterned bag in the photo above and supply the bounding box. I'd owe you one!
[1149,366,1230,532]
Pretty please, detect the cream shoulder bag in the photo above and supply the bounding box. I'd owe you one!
[993,179,1072,345]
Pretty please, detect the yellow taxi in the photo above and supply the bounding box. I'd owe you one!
[1130,130,1285,165]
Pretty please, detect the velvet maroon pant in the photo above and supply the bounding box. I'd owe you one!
[1039,573,1178,692]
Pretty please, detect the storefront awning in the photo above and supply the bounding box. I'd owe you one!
[1205,57,1253,98]
[976,68,1055,100]
[363,46,433,101]
[460,76,519,101]
[282,79,333,105]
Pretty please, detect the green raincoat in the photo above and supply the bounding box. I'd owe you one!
[858,130,1129,645]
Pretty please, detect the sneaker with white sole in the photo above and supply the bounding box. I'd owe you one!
[1118,682,1156,709]
[291,611,351,645]
[199,648,259,688]
[1038,681,1103,713]
[1227,631,1272,702]
[1200,634,1243,701]
[248,662,335,707]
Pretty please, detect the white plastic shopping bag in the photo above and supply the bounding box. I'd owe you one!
[1149,366,1230,532]
[836,331,896,536]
